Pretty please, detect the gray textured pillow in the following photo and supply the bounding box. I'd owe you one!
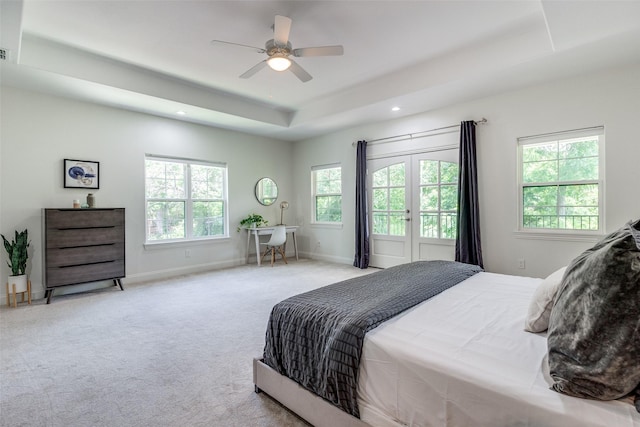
[547,219,640,407]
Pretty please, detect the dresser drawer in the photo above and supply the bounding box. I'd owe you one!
[46,226,124,248]
[46,259,125,287]
[46,208,124,229]
[46,243,124,268]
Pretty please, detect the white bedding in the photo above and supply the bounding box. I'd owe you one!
[357,272,640,427]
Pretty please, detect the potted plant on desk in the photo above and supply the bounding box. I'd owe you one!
[237,214,268,232]
[2,229,31,306]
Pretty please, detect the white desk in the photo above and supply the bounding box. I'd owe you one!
[245,226,299,266]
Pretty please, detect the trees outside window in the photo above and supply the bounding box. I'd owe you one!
[372,162,406,236]
[518,127,603,232]
[312,165,342,223]
[418,159,458,239]
[145,156,227,242]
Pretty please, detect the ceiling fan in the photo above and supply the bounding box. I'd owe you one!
[211,15,344,83]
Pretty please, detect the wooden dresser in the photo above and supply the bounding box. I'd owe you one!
[43,208,125,303]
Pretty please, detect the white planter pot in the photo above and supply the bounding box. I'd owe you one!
[7,274,28,293]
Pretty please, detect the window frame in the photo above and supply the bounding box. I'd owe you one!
[311,163,343,225]
[144,155,229,244]
[516,126,604,238]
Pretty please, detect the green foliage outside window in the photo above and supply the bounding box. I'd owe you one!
[418,160,458,239]
[314,167,342,222]
[521,135,600,231]
[145,158,226,241]
[372,163,406,236]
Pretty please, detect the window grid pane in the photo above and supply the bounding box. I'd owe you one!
[313,166,342,223]
[315,195,342,222]
[418,160,458,239]
[520,131,601,231]
[192,201,225,237]
[146,201,185,240]
[372,163,406,237]
[145,160,186,199]
[145,157,227,242]
[191,165,224,199]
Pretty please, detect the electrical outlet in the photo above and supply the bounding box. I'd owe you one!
[518,258,525,269]
[316,241,321,247]
[185,249,191,258]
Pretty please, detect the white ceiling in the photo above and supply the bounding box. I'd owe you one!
[2,1,640,141]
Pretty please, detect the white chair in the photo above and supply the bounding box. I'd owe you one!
[260,226,288,267]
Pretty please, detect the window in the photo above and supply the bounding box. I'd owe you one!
[372,162,406,236]
[145,156,228,242]
[518,127,603,233]
[312,165,342,223]
[418,159,459,239]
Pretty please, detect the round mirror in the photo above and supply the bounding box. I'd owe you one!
[255,177,278,206]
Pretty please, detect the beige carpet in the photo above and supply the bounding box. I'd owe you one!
[0,259,376,427]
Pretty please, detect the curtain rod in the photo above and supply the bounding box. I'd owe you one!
[353,118,487,146]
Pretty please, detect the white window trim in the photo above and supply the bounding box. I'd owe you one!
[311,163,343,225]
[515,126,605,239]
[145,154,229,244]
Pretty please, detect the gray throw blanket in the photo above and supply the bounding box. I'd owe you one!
[263,260,482,417]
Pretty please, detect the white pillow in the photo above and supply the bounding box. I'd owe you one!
[524,266,567,333]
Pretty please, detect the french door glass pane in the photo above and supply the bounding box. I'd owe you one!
[373,188,388,210]
[440,184,458,210]
[421,186,438,210]
[389,163,405,186]
[373,213,388,234]
[420,213,438,238]
[420,160,438,184]
[389,188,405,210]
[441,213,457,239]
[389,213,405,236]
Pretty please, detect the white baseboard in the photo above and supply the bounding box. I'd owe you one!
[124,258,245,284]
[299,251,353,265]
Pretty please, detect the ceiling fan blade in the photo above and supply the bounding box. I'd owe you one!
[289,59,312,83]
[211,40,265,53]
[293,45,344,57]
[273,15,292,45]
[240,60,268,79]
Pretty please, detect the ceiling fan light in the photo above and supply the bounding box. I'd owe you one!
[267,55,291,71]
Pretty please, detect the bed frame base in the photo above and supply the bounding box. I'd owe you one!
[253,358,371,427]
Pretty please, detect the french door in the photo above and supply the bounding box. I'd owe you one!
[368,150,459,268]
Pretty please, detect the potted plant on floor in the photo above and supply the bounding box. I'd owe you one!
[2,229,30,295]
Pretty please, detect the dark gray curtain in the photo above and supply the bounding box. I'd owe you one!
[353,140,369,269]
[455,121,484,268]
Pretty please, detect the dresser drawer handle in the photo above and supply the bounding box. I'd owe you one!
[58,260,116,268]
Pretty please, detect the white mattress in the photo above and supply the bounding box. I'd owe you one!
[357,272,640,427]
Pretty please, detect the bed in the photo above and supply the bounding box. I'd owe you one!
[254,222,640,427]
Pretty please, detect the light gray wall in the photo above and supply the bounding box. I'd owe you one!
[2,63,639,304]
[0,87,293,302]
[292,63,640,278]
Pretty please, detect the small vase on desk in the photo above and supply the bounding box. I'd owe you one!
[87,193,95,208]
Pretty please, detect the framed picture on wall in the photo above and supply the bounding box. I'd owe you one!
[64,159,100,189]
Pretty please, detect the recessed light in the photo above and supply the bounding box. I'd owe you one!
[176,111,186,116]
[391,106,400,111]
